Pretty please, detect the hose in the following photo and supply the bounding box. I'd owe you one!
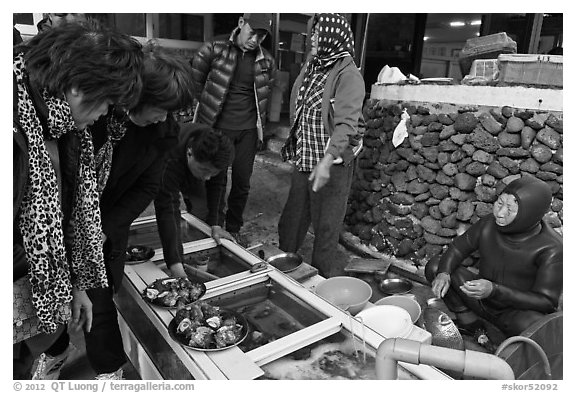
[495,336,552,380]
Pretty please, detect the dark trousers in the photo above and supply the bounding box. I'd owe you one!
[425,258,545,336]
[206,128,258,233]
[84,286,126,374]
[278,162,354,276]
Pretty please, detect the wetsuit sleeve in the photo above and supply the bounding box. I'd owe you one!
[489,246,563,313]
[437,218,485,275]
[154,159,185,268]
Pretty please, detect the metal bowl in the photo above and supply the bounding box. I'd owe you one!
[426,297,444,308]
[266,252,303,273]
[168,308,249,351]
[378,278,413,295]
[125,244,155,264]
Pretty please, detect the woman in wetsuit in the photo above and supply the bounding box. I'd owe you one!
[425,177,562,338]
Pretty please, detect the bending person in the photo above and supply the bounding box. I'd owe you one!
[154,124,234,278]
[31,44,194,380]
[425,177,563,339]
[13,23,143,379]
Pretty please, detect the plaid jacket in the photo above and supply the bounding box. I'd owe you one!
[283,56,364,170]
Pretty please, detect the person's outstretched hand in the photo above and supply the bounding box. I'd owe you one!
[309,154,334,192]
[431,272,451,298]
[460,279,493,299]
[169,262,187,278]
[211,225,236,245]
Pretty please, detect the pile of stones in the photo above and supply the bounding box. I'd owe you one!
[345,100,563,267]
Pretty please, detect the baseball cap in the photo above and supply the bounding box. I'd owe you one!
[243,13,273,34]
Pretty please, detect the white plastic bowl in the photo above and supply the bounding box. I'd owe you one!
[356,305,414,338]
[375,295,421,323]
[314,276,372,315]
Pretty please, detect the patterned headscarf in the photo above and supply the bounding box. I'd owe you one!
[293,13,356,120]
[313,13,355,64]
[282,14,356,171]
[14,53,108,334]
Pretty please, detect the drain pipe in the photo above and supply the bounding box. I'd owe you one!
[376,338,515,380]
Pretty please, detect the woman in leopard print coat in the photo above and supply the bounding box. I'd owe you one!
[13,23,144,379]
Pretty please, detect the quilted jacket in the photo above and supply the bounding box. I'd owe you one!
[191,27,276,138]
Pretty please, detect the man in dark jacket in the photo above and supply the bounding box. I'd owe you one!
[425,177,563,340]
[154,123,234,278]
[191,13,276,246]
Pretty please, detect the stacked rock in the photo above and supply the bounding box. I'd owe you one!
[345,100,563,267]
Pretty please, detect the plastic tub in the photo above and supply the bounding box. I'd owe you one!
[314,276,372,315]
[356,305,414,338]
[375,295,421,323]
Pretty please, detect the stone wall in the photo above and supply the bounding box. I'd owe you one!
[345,100,563,268]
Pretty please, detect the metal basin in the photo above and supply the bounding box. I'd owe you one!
[378,278,413,295]
[266,252,303,273]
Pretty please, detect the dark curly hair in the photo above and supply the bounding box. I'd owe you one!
[130,42,195,114]
[21,22,144,109]
[186,125,234,171]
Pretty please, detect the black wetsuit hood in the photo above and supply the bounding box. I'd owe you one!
[498,177,552,234]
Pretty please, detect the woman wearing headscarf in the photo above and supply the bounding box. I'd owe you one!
[278,13,365,277]
[13,22,143,379]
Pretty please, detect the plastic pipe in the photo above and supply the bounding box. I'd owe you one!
[376,338,515,380]
[495,336,552,380]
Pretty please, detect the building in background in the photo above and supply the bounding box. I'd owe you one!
[14,13,563,120]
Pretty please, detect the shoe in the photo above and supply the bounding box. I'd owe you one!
[31,344,73,380]
[95,368,124,380]
[229,232,249,248]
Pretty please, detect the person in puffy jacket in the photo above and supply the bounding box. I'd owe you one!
[426,176,563,339]
[36,13,87,33]
[190,13,276,246]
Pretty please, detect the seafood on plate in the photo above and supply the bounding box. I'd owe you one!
[142,277,206,308]
[171,301,247,350]
[125,245,155,262]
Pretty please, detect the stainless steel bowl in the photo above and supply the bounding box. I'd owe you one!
[378,277,413,295]
[266,252,303,273]
[426,297,443,307]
